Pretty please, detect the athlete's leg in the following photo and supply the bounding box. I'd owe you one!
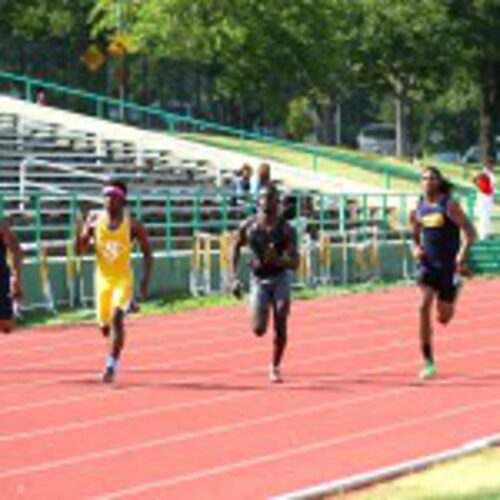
[250,278,271,337]
[102,280,132,383]
[100,325,110,337]
[436,271,460,325]
[270,273,292,382]
[419,285,436,374]
[0,320,13,333]
[96,281,112,337]
[437,300,455,325]
[0,274,14,333]
[111,307,125,359]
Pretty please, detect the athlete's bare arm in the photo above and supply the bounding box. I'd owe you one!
[0,221,23,300]
[75,212,98,255]
[280,223,300,271]
[447,201,476,273]
[409,208,424,262]
[230,220,251,297]
[231,220,250,281]
[131,220,153,300]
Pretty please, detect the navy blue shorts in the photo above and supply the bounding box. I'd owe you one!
[417,265,458,303]
[0,270,13,321]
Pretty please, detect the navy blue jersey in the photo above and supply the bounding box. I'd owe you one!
[417,195,460,269]
[247,218,295,278]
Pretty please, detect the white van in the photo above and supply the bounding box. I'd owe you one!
[356,123,396,155]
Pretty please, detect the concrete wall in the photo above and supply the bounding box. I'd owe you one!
[21,240,413,311]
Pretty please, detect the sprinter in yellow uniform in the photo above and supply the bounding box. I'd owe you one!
[76,179,153,383]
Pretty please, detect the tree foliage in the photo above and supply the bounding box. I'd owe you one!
[2,0,500,158]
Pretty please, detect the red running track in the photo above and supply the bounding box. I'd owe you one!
[0,279,499,499]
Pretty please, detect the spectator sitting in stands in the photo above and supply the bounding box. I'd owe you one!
[35,87,47,106]
[251,162,272,196]
[232,164,253,205]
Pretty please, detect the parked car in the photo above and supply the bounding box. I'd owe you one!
[462,137,500,163]
[356,123,396,155]
[430,151,462,164]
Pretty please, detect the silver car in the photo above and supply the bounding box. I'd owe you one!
[357,123,396,156]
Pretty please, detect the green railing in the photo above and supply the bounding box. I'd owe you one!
[2,190,479,259]
[0,70,477,194]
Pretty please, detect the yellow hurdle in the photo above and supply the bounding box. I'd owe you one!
[318,232,332,284]
[39,246,56,313]
[190,232,232,295]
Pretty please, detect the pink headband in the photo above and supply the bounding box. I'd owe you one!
[102,185,126,199]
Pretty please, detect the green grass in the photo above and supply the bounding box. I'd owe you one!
[329,447,500,500]
[181,133,479,194]
[18,279,410,328]
[182,133,419,192]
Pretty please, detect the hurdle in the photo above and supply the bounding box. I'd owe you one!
[318,232,332,285]
[190,231,232,296]
[352,226,381,282]
[296,232,333,288]
[39,246,56,313]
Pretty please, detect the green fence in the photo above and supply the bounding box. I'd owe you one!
[2,190,438,258]
[0,188,494,312]
[0,70,478,194]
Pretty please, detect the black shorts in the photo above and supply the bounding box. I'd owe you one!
[417,265,458,303]
[0,270,13,321]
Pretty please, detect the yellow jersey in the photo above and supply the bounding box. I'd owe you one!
[95,211,133,282]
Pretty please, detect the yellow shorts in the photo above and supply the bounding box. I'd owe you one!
[96,276,133,327]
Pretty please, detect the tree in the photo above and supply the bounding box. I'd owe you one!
[446,0,500,161]
[0,0,94,39]
[357,0,455,157]
[91,0,361,129]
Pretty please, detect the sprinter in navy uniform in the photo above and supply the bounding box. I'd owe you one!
[410,166,476,380]
[231,184,299,383]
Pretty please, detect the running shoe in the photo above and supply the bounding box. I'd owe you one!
[269,365,283,384]
[102,365,116,384]
[419,361,437,381]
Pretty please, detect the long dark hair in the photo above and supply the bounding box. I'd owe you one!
[423,166,454,196]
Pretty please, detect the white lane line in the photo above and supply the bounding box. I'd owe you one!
[0,315,497,417]
[1,351,499,481]
[272,433,500,499]
[0,338,499,443]
[95,397,500,498]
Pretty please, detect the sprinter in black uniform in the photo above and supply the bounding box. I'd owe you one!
[231,185,299,383]
[0,219,23,333]
[410,166,475,380]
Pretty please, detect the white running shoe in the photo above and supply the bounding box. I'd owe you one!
[269,365,283,383]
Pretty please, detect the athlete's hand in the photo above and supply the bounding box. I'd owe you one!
[412,245,424,262]
[81,211,99,236]
[231,279,243,299]
[456,257,473,278]
[11,276,22,301]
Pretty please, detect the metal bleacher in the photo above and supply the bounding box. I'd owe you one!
[0,112,252,256]
[0,108,423,285]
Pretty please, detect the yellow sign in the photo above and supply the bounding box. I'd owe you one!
[107,33,134,57]
[81,44,105,72]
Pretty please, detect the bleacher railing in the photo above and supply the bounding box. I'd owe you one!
[0,188,489,311]
[0,70,478,194]
[1,189,478,258]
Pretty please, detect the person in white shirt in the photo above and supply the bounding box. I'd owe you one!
[251,162,272,196]
[474,159,495,240]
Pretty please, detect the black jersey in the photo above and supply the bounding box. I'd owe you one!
[246,218,295,279]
